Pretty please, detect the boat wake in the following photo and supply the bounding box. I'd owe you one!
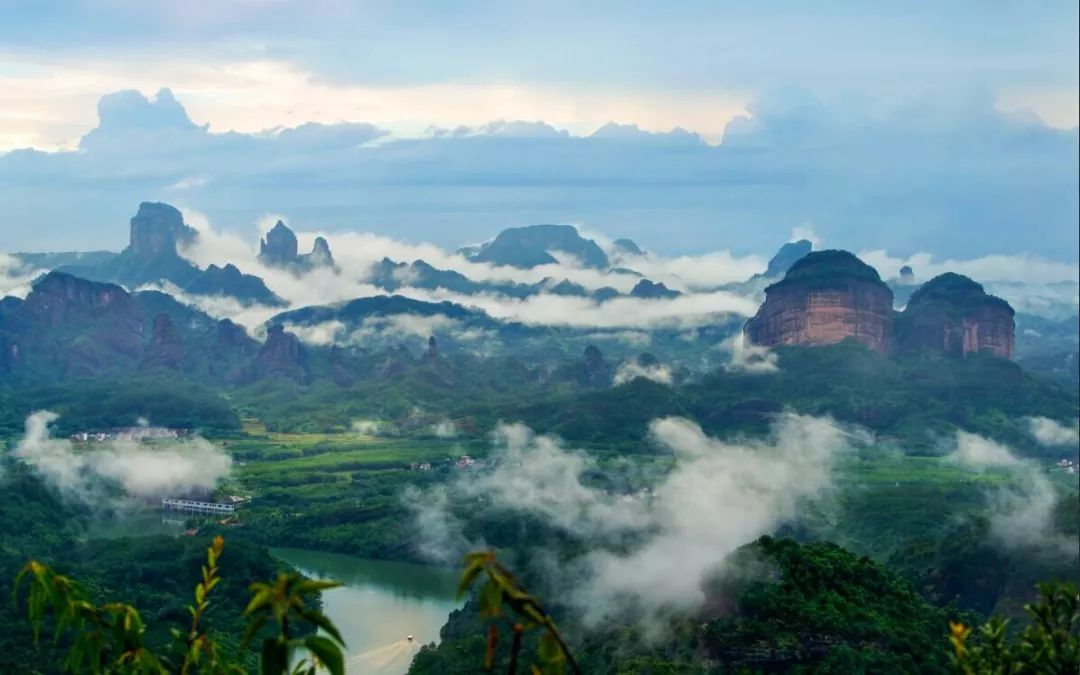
[346,638,422,673]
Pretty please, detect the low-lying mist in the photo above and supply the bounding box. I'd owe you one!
[10,411,232,506]
[407,413,853,632]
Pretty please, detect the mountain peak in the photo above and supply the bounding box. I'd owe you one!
[468,224,609,269]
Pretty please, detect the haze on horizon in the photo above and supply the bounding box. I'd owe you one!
[0,1,1077,262]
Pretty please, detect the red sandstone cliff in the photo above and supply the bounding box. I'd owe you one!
[744,250,894,355]
[895,273,1014,359]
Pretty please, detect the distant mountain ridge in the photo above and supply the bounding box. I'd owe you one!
[58,202,284,306]
[465,224,610,269]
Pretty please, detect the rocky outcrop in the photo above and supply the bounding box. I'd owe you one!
[259,221,334,270]
[185,263,285,306]
[468,224,609,269]
[20,271,141,332]
[613,238,644,256]
[583,344,612,386]
[9,272,144,378]
[630,279,680,299]
[765,239,813,278]
[128,202,197,258]
[899,265,915,283]
[301,236,334,268]
[255,324,304,378]
[423,335,439,361]
[143,313,183,370]
[744,251,894,355]
[259,221,299,266]
[895,273,1015,359]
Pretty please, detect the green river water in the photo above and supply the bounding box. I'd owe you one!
[271,548,461,675]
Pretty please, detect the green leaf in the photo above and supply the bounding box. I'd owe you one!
[457,560,485,599]
[260,638,288,675]
[538,632,563,663]
[295,579,343,595]
[242,614,269,649]
[479,579,502,618]
[299,610,346,646]
[303,635,345,675]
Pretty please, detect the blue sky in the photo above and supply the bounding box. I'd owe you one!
[0,1,1077,259]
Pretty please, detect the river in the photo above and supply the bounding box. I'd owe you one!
[272,548,461,675]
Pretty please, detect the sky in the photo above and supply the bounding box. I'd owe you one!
[0,1,1077,259]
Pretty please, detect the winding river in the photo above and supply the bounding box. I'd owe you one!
[271,548,461,675]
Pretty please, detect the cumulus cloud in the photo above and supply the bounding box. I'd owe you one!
[947,430,1075,558]
[1027,417,1080,447]
[947,431,1024,469]
[11,411,231,504]
[432,419,457,438]
[6,84,1075,264]
[859,250,1080,285]
[0,253,42,298]
[613,360,673,386]
[719,333,779,374]
[409,414,851,628]
[351,419,387,436]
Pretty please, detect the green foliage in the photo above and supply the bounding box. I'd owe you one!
[950,581,1079,674]
[242,573,345,675]
[455,550,579,675]
[12,538,345,675]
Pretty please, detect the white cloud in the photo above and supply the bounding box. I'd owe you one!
[0,253,42,298]
[719,333,779,374]
[859,250,1080,285]
[351,419,386,436]
[1027,417,1080,448]
[410,414,850,629]
[0,55,749,153]
[613,360,673,386]
[432,419,457,438]
[12,411,231,503]
[947,430,1076,558]
[947,431,1024,469]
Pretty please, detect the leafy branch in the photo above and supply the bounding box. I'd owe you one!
[242,572,346,675]
[458,550,580,675]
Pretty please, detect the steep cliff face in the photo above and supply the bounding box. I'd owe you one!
[259,221,334,270]
[20,271,141,332]
[128,202,197,258]
[895,273,1015,359]
[259,221,299,266]
[744,250,894,355]
[9,272,145,378]
[142,313,183,370]
[256,324,305,378]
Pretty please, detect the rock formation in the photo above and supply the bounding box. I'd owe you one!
[259,221,299,266]
[423,335,439,361]
[259,221,335,270]
[468,224,609,269]
[303,236,334,268]
[899,265,915,283]
[143,313,183,370]
[582,344,612,386]
[895,273,1015,359]
[764,239,813,278]
[255,324,304,377]
[744,250,894,355]
[127,202,198,258]
[630,279,680,299]
[20,271,141,332]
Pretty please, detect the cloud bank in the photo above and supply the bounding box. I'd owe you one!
[410,414,850,628]
[1,86,1076,265]
[947,430,1075,558]
[11,411,232,504]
